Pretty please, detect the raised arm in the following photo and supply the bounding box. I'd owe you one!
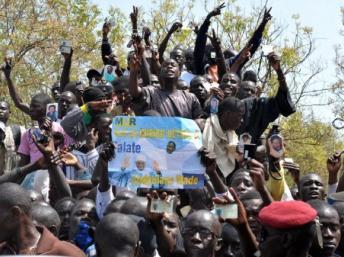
[194,3,225,75]
[1,59,30,115]
[146,192,180,257]
[29,137,72,201]
[327,152,341,194]
[102,22,113,65]
[207,29,227,81]
[269,52,296,116]
[214,188,258,257]
[158,22,183,64]
[230,7,272,72]
[249,159,274,206]
[128,50,143,98]
[60,49,73,92]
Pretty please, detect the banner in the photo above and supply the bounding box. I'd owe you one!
[108,116,205,190]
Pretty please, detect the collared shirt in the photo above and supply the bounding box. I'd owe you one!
[0,226,86,256]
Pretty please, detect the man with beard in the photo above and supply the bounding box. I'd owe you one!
[308,200,341,257]
[298,173,325,202]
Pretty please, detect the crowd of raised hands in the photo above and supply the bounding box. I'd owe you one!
[0,3,342,257]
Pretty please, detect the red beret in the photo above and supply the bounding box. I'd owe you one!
[259,201,317,229]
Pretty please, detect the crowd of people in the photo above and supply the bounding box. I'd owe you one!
[0,3,342,257]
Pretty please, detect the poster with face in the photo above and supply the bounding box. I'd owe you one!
[268,134,284,158]
[103,65,117,83]
[239,133,252,145]
[46,103,58,122]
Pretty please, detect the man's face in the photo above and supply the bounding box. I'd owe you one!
[315,208,341,257]
[107,66,113,73]
[55,199,75,240]
[177,80,189,90]
[237,81,256,100]
[166,142,176,154]
[0,102,10,123]
[333,202,344,253]
[136,160,145,171]
[49,106,55,113]
[59,92,75,118]
[160,59,180,81]
[29,99,46,121]
[190,77,208,101]
[219,73,240,97]
[217,224,240,257]
[219,106,244,131]
[162,214,179,240]
[299,174,325,201]
[272,138,282,151]
[69,200,98,240]
[51,87,60,102]
[0,205,14,242]
[230,172,255,197]
[96,117,112,143]
[185,51,194,71]
[151,75,160,88]
[242,198,263,237]
[170,49,185,67]
[183,212,220,257]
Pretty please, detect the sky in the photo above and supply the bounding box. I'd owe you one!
[93,0,343,123]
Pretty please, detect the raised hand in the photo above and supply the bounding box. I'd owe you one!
[146,190,165,222]
[207,29,221,47]
[60,152,79,166]
[327,151,342,177]
[213,187,248,227]
[283,161,300,184]
[32,134,55,160]
[1,57,13,78]
[129,52,141,72]
[169,22,183,34]
[99,142,116,162]
[207,3,226,19]
[248,159,266,191]
[130,6,139,30]
[143,26,151,40]
[103,21,111,36]
[263,7,272,23]
[210,87,225,101]
[267,52,281,71]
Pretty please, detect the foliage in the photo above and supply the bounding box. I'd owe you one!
[0,0,101,125]
[281,112,344,182]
